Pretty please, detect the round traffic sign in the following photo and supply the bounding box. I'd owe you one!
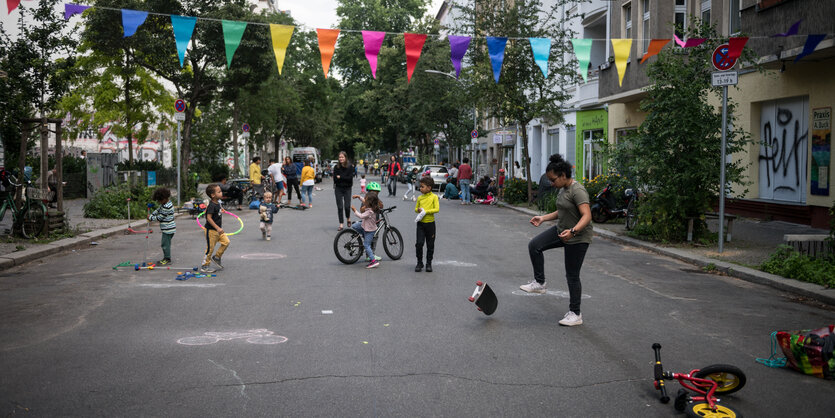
[242,123,250,133]
[174,99,186,113]
[712,44,737,71]
[470,130,478,138]
[434,138,440,145]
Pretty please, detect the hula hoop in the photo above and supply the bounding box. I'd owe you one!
[196,209,244,236]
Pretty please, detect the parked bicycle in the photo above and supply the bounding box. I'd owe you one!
[334,206,403,263]
[0,170,48,238]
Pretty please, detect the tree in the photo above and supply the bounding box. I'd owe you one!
[609,20,752,242]
[455,0,577,202]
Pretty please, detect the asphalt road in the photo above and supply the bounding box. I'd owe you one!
[1,177,834,417]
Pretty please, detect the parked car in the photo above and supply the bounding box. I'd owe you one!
[417,165,449,191]
[398,164,417,183]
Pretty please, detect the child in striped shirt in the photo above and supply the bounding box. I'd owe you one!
[148,187,176,265]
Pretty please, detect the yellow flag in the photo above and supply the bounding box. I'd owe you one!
[611,39,632,87]
[270,24,294,75]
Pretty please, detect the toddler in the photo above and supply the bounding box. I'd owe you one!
[259,191,279,240]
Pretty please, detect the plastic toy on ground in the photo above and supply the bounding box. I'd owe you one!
[468,281,498,315]
[113,261,132,270]
[176,271,217,281]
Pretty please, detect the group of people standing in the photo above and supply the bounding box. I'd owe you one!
[247,156,315,208]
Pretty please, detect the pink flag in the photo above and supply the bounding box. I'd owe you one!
[362,31,386,79]
[727,37,748,59]
[674,34,706,48]
[404,33,427,82]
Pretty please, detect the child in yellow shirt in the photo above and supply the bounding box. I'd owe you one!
[414,177,439,272]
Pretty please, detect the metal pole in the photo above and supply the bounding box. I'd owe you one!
[472,106,476,166]
[176,120,181,207]
[718,85,728,253]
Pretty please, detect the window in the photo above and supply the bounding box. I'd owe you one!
[641,0,651,53]
[675,0,687,38]
[583,130,605,180]
[729,0,741,34]
[701,0,711,24]
[624,4,632,40]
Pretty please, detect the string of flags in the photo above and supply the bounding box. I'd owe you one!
[6,3,830,86]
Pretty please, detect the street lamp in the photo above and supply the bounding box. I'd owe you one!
[424,70,476,166]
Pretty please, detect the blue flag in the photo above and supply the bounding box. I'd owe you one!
[171,15,197,67]
[122,9,149,37]
[529,38,551,78]
[794,34,826,62]
[486,37,508,83]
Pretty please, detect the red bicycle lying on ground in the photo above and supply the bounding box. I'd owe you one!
[652,343,747,417]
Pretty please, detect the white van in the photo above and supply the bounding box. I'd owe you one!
[290,147,322,183]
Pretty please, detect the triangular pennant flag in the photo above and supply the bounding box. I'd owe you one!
[529,38,551,78]
[122,9,149,37]
[794,34,826,63]
[7,0,21,14]
[221,20,247,69]
[570,38,592,82]
[674,34,706,48]
[362,31,386,79]
[674,34,686,48]
[727,37,748,59]
[611,39,632,87]
[170,15,197,68]
[448,35,471,79]
[640,39,671,63]
[404,33,427,83]
[316,29,340,78]
[269,24,294,75]
[64,3,90,20]
[772,19,801,37]
[486,37,508,83]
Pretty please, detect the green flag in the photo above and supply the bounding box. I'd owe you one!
[222,20,247,69]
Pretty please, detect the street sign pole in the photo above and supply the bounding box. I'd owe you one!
[176,120,181,207]
[718,85,728,253]
[174,99,186,207]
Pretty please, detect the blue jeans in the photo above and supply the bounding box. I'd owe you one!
[301,185,314,204]
[459,179,471,203]
[351,222,375,259]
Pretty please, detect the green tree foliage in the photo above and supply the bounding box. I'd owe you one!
[610,20,751,242]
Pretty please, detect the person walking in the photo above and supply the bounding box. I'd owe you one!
[267,158,285,204]
[386,155,401,197]
[300,159,315,208]
[333,151,354,230]
[258,191,279,240]
[249,156,264,199]
[458,158,473,204]
[402,166,419,201]
[414,177,439,272]
[201,184,230,273]
[282,156,302,206]
[520,154,593,327]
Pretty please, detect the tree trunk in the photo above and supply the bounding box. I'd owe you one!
[232,100,240,177]
[520,122,533,204]
[124,54,133,171]
[181,105,194,195]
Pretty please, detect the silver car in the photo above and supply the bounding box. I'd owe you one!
[417,165,449,191]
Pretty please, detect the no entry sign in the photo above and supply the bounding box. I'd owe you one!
[712,44,737,71]
[174,99,186,113]
[242,123,250,133]
[470,130,478,138]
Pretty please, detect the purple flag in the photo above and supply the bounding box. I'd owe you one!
[122,9,149,37]
[448,35,471,79]
[794,34,826,62]
[486,36,508,83]
[362,31,386,79]
[772,19,802,37]
[64,3,90,20]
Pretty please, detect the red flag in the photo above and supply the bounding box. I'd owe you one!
[404,33,427,83]
[640,39,671,63]
[7,0,21,14]
[727,37,748,59]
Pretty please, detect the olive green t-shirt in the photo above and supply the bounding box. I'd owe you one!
[556,180,593,245]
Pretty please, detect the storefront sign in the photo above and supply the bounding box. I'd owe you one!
[811,107,831,195]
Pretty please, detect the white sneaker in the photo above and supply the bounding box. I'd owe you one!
[558,311,583,326]
[520,280,547,294]
[412,196,416,202]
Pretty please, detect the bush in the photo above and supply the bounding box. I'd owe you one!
[117,160,165,172]
[504,178,537,204]
[761,245,835,288]
[83,183,160,219]
[190,161,230,183]
[582,173,632,208]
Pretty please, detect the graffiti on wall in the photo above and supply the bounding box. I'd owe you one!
[759,98,808,203]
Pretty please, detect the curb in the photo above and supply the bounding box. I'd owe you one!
[496,201,835,306]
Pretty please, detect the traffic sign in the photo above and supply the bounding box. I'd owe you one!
[711,71,738,87]
[242,123,250,133]
[470,130,478,138]
[433,138,439,145]
[712,44,737,71]
[174,99,186,113]
[174,113,185,121]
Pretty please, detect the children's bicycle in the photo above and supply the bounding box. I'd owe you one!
[0,171,48,238]
[333,206,403,263]
[652,343,747,417]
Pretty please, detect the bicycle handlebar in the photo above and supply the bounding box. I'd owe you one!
[652,343,670,404]
[381,206,396,213]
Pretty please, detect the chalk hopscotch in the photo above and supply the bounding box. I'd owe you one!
[178,329,288,345]
[512,290,592,299]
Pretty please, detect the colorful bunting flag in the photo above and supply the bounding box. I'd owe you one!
[64,3,90,20]
[404,33,427,83]
[316,29,340,78]
[727,37,748,59]
[7,0,20,14]
[640,39,671,63]
[486,37,508,83]
[448,35,471,79]
[221,20,247,69]
[772,19,801,37]
[674,34,706,48]
[122,9,149,37]
[270,24,294,75]
[795,34,826,62]
[570,39,592,82]
[362,31,386,79]
[611,39,632,87]
[170,15,197,68]
[529,38,551,78]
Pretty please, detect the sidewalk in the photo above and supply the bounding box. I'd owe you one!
[497,201,835,306]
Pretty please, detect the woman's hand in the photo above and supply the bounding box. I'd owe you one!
[558,229,573,239]
[351,205,357,212]
[530,216,544,227]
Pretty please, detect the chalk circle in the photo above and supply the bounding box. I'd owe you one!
[177,329,288,345]
[511,290,591,299]
[240,253,287,260]
[196,209,245,236]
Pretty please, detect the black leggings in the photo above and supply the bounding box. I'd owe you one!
[416,221,436,263]
[334,186,352,224]
[286,178,301,202]
[528,226,589,314]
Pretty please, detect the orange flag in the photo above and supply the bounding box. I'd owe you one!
[316,29,340,78]
[640,39,671,64]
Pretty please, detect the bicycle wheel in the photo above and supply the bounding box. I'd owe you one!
[383,227,403,260]
[693,364,746,395]
[21,202,46,239]
[625,199,637,230]
[685,401,740,418]
[334,228,363,264]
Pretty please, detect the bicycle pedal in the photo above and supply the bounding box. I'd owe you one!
[674,389,689,412]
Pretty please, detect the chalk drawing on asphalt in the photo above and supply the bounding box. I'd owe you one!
[178,329,288,345]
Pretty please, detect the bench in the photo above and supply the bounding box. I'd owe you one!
[783,234,833,259]
[687,213,737,243]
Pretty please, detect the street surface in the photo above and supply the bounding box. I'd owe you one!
[1,178,834,416]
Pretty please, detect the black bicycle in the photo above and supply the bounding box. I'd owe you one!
[334,206,403,263]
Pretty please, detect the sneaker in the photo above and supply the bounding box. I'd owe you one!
[412,196,416,202]
[211,255,224,270]
[266,235,271,241]
[262,231,267,240]
[365,255,382,262]
[425,263,433,273]
[157,259,171,266]
[366,259,380,269]
[520,280,547,294]
[200,264,215,273]
[415,262,424,272]
[558,311,583,326]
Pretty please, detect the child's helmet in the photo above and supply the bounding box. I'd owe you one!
[366,182,381,192]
